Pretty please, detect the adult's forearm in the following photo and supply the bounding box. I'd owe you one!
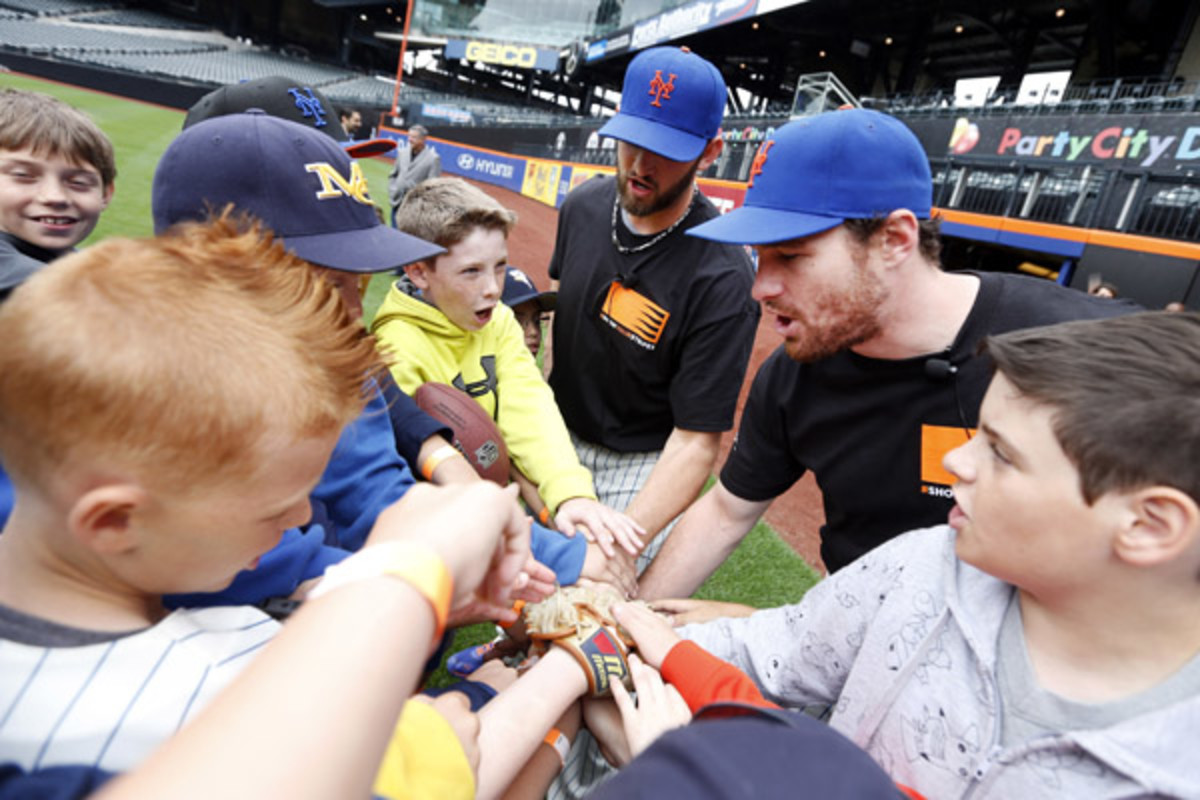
[638,484,768,600]
[624,428,719,540]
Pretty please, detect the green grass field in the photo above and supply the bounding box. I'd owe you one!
[1,71,822,631]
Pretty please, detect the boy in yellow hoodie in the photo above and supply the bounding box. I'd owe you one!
[373,177,643,567]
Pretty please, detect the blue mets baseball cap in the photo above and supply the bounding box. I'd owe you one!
[152,110,443,273]
[184,76,397,158]
[688,109,933,245]
[597,47,726,162]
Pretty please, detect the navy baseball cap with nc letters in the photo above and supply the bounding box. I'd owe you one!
[152,111,443,274]
[598,46,726,162]
[688,109,933,245]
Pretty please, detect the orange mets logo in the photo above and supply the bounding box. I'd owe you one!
[748,141,774,188]
[648,70,676,107]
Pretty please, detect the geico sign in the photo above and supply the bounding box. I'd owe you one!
[465,41,537,68]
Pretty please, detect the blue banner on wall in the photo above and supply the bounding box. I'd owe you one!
[436,140,527,194]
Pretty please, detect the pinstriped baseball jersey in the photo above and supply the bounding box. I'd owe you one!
[0,605,278,772]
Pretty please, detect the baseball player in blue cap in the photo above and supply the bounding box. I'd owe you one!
[547,47,760,579]
[546,45,762,800]
[638,108,1135,598]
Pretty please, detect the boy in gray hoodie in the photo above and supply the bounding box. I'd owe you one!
[680,311,1200,799]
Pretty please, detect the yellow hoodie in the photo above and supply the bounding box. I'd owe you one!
[372,282,596,515]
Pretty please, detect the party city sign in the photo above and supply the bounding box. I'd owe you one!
[940,113,1200,169]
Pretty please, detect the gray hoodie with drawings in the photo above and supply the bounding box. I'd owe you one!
[683,525,1200,799]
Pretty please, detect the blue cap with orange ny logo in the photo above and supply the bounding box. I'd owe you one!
[597,47,726,163]
[688,109,933,245]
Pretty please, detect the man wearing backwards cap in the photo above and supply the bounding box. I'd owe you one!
[547,46,759,578]
[639,108,1132,596]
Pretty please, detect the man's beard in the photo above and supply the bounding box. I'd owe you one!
[774,258,887,363]
[616,158,700,218]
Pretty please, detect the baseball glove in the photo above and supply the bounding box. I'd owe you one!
[522,584,636,697]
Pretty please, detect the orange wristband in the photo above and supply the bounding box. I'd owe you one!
[537,506,551,525]
[310,542,453,640]
[543,727,569,768]
[419,444,461,481]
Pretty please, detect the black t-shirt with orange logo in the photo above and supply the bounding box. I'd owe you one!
[549,176,759,452]
[722,271,1135,573]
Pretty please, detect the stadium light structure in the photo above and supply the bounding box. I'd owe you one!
[390,0,414,116]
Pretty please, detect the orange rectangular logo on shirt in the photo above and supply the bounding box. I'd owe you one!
[920,424,974,487]
[600,282,669,348]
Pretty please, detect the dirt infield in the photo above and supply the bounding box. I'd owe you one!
[468,179,827,572]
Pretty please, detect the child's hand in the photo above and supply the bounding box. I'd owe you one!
[580,543,637,598]
[515,556,557,602]
[610,654,691,760]
[367,483,531,611]
[649,598,756,626]
[555,498,645,558]
[611,601,680,669]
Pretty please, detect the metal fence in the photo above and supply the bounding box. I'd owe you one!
[930,156,1200,242]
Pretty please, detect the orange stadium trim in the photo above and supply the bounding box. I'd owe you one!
[937,207,1200,260]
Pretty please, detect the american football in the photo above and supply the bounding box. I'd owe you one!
[413,382,511,485]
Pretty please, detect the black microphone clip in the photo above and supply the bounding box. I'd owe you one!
[924,356,958,381]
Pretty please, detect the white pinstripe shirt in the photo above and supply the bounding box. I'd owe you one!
[0,605,278,772]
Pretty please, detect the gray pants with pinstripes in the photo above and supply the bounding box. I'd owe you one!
[548,434,677,799]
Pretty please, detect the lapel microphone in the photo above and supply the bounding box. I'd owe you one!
[924,356,958,381]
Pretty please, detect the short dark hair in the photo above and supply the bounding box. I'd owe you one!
[984,312,1200,505]
[842,215,942,264]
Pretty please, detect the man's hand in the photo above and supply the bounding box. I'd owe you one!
[555,497,645,558]
[612,601,682,668]
[649,597,756,627]
[610,654,691,760]
[580,543,637,598]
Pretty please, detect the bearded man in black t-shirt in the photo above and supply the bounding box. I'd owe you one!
[547,47,759,577]
[638,109,1135,598]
